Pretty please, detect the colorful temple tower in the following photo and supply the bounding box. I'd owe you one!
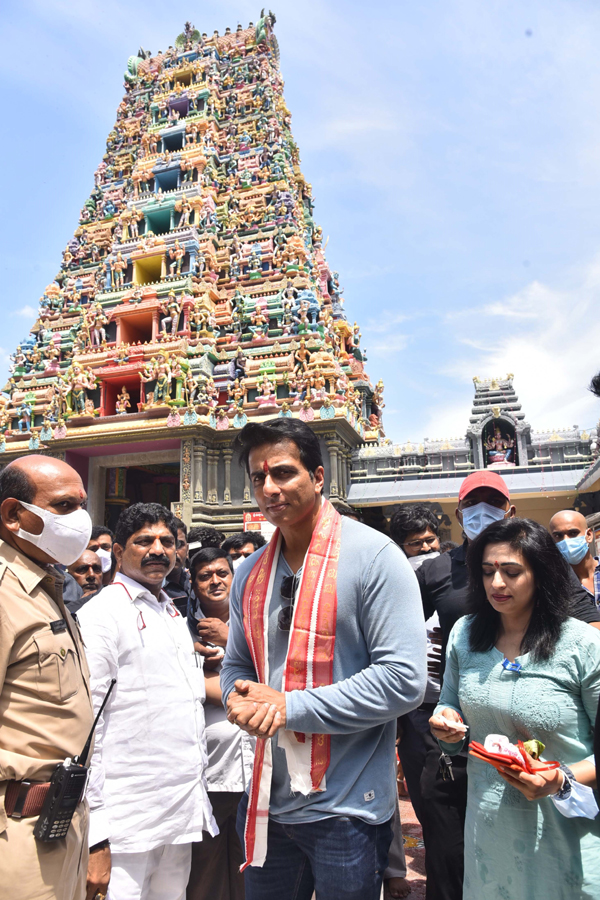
[3,16,382,531]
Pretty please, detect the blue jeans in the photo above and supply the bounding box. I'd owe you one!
[236,791,393,900]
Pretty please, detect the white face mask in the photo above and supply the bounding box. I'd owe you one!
[232,556,246,571]
[95,547,113,574]
[460,501,507,541]
[408,551,440,571]
[17,501,92,566]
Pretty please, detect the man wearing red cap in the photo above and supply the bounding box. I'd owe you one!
[415,470,600,900]
[411,471,514,900]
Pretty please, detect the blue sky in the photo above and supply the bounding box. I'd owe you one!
[2,0,600,443]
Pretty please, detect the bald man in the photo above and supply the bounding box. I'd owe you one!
[67,549,103,609]
[549,509,600,604]
[0,455,97,900]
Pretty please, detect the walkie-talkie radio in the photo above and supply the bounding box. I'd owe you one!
[34,678,116,842]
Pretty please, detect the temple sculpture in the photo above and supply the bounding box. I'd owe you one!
[2,16,382,530]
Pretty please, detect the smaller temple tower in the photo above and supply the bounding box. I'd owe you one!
[466,375,530,470]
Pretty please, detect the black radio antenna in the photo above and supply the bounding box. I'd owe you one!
[75,678,116,767]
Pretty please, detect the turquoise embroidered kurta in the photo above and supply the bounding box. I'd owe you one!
[436,616,600,900]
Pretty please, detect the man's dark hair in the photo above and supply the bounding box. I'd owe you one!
[440,540,458,553]
[114,502,178,547]
[173,517,187,538]
[390,504,439,549]
[190,547,233,578]
[221,531,267,554]
[0,464,36,506]
[466,517,570,662]
[233,418,323,475]
[337,506,362,522]
[187,526,225,550]
[589,371,600,398]
[91,524,114,541]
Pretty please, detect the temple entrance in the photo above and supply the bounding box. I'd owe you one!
[104,462,180,531]
[482,419,518,468]
[80,443,181,528]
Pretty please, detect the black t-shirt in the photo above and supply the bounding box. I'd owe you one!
[417,541,600,677]
[164,568,193,617]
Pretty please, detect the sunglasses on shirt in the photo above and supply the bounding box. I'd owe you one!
[278,573,299,631]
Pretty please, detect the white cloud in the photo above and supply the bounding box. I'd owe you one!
[13,306,37,319]
[364,312,410,334]
[422,256,600,439]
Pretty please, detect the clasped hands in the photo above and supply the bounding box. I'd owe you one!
[226,679,286,738]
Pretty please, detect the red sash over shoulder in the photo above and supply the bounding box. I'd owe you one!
[241,498,341,869]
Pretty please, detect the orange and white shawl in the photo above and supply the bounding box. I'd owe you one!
[240,497,341,869]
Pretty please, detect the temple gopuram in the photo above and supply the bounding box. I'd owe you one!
[2,15,383,532]
[350,375,600,539]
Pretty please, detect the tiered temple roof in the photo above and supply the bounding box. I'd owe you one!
[3,16,382,457]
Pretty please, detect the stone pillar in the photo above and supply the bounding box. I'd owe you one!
[206,448,219,505]
[180,439,193,525]
[222,448,233,505]
[152,309,160,340]
[193,441,205,502]
[325,439,339,498]
[340,449,348,499]
[243,467,252,504]
[516,430,528,467]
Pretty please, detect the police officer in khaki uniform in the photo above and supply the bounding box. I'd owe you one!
[0,455,103,900]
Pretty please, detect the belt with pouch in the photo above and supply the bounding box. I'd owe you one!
[3,780,51,818]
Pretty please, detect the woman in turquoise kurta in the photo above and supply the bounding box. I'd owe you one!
[430,517,600,900]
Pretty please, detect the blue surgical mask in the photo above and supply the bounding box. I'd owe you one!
[556,535,589,566]
[461,501,507,540]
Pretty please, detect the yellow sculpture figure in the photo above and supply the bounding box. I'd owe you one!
[141,353,171,406]
[65,363,97,416]
[116,387,131,415]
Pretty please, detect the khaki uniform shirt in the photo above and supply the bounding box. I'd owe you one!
[0,539,94,831]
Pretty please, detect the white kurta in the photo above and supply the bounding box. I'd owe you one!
[79,573,217,853]
[204,657,255,792]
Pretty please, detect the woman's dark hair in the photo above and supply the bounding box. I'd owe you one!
[0,464,36,506]
[233,418,324,476]
[190,547,233,579]
[390,504,439,548]
[466,517,570,661]
[114,502,178,547]
[221,531,266,553]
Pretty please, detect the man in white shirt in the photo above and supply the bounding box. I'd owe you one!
[186,548,254,900]
[78,503,216,900]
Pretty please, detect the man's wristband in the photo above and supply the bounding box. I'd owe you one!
[90,838,111,853]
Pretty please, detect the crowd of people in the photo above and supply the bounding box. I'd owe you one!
[0,417,599,900]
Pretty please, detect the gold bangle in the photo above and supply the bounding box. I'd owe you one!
[94,893,106,900]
